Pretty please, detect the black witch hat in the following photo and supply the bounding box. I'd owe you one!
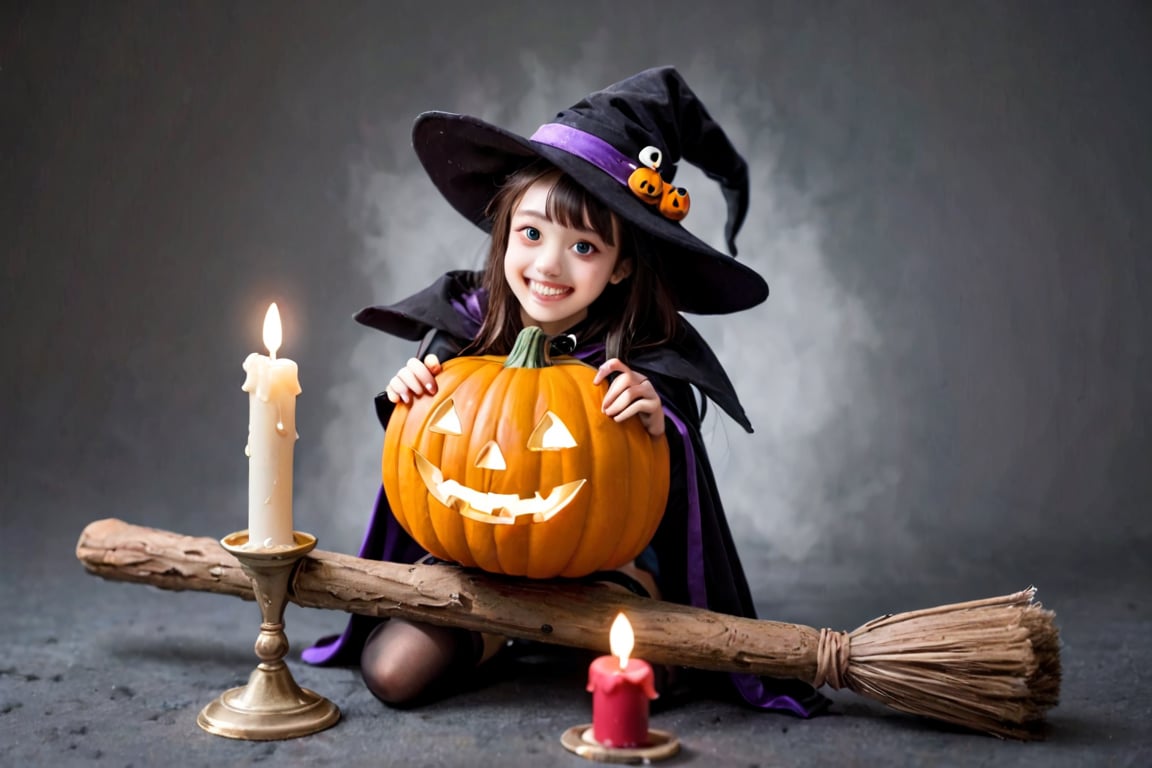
[411,66,767,315]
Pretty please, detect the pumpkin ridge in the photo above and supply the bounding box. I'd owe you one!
[615,413,653,567]
[447,361,508,565]
[386,400,451,563]
[461,361,514,572]
[603,401,637,569]
[487,366,531,576]
[416,364,468,564]
[618,399,657,568]
[527,366,582,577]
[553,371,598,578]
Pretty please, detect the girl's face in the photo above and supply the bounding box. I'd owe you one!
[503,176,631,336]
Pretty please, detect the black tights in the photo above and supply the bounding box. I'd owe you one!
[360,619,480,706]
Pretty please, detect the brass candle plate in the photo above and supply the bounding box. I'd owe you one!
[560,724,680,764]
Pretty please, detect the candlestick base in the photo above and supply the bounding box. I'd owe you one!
[197,530,340,741]
[560,725,679,764]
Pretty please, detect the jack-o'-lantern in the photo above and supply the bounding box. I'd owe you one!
[659,185,691,221]
[382,326,670,579]
[628,167,663,204]
[627,145,665,205]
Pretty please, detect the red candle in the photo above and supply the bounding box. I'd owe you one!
[587,613,657,748]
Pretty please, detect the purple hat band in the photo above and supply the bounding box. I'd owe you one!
[529,123,639,189]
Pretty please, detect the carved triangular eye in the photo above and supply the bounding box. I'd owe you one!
[428,399,462,435]
[528,411,577,450]
[474,440,506,470]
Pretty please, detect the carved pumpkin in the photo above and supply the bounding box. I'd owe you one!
[627,145,665,205]
[628,166,663,205]
[382,326,670,578]
[659,185,691,221]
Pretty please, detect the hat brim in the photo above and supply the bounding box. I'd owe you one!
[412,112,768,315]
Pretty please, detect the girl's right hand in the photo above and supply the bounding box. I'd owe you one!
[385,354,442,404]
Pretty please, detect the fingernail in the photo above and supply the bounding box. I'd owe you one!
[425,383,435,393]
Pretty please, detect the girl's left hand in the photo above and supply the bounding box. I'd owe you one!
[593,359,665,437]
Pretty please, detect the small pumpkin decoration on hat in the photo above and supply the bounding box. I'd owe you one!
[659,184,690,221]
[382,326,670,579]
[627,146,666,205]
[627,145,692,221]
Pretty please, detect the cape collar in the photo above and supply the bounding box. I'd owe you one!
[355,270,753,432]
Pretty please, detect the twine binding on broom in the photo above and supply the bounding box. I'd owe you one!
[813,587,1060,739]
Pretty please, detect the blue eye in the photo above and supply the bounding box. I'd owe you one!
[523,227,541,241]
[574,241,594,255]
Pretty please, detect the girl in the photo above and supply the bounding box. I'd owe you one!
[304,67,827,718]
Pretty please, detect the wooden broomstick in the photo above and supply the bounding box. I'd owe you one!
[77,518,1060,740]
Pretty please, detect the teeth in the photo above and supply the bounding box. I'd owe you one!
[530,281,570,297]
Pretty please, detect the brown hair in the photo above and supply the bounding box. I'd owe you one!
[469,161,679,360]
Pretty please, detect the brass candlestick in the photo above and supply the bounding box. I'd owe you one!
[197,530,340,740]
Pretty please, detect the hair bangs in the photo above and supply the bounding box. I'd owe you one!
[544,173,617,247]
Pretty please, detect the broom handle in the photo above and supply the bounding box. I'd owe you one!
[76,518,821,680]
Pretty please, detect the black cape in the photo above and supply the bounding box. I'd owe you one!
[303,270,827,717]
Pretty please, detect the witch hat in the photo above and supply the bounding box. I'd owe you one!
[412,66,766,315]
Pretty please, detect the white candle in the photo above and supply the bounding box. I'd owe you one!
[241,303,301,548]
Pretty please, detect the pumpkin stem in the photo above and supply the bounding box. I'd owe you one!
[504,326,552,369]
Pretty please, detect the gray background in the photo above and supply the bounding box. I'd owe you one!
[2,1,1149,766]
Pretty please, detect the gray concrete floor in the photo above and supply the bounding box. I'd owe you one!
[2,521,1148,767]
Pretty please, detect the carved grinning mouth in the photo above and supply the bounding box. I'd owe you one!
[413,450,586,525]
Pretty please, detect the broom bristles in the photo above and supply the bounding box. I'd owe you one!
[830,587,1061,739]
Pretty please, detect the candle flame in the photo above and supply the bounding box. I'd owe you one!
[263,303,282,359]
[609,612,634,669]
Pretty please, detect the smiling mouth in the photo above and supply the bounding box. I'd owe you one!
[529,280,573,300]
[413,451,586,525]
